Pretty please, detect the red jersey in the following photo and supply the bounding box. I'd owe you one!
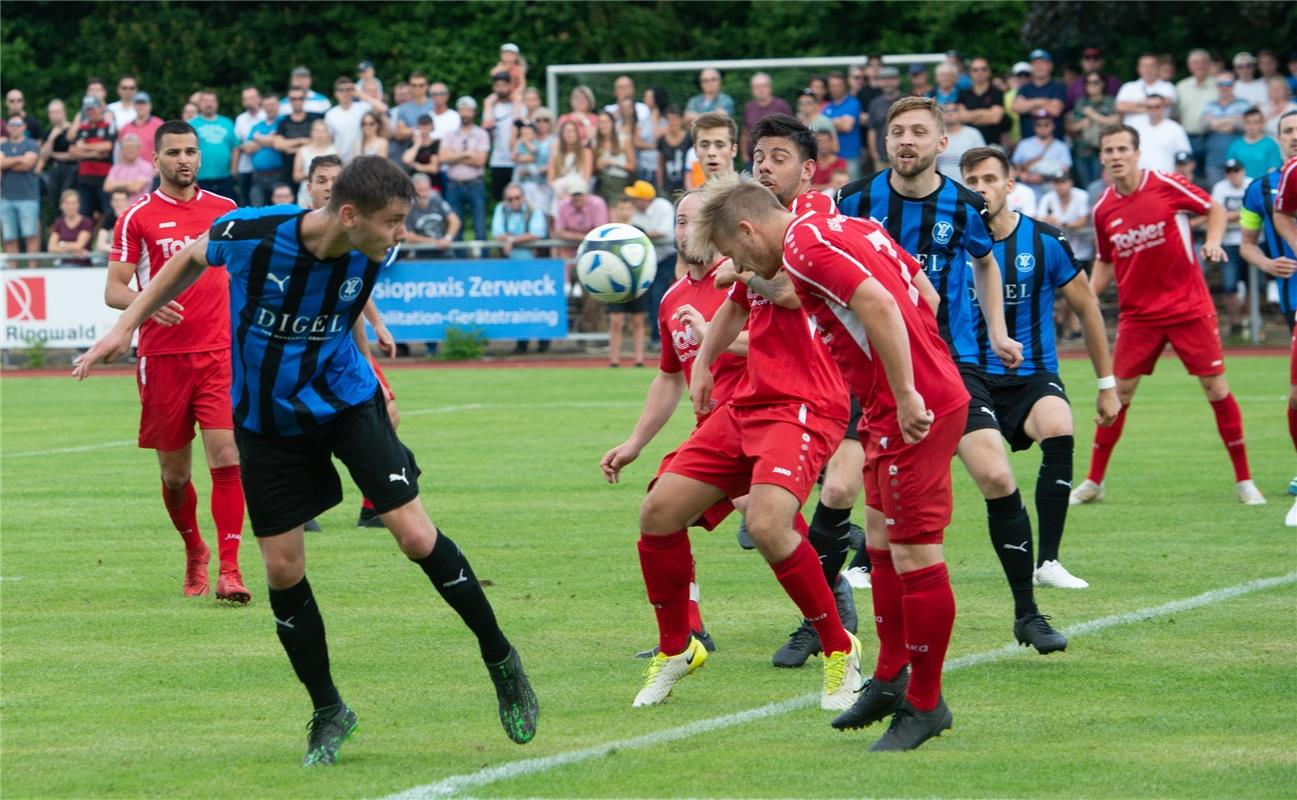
[791,190,836,216]
[1092,169,1214,324]
[726,274,849,421]
[782,211,968,438]
[1276,156,1297,215]
[657,263,748,422]
[74,118,116,178]
[111,188,238,356]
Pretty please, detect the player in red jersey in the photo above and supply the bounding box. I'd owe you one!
[629,188,861,712]
[1273,155,1297,254]
[691,176,968,751]
[1071,124,1264,507]
[106,120,248,602]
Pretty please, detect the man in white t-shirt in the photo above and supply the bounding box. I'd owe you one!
[1006,163,1038,216]
[1116,53,1178,127]
[1130,91,1191,173]
[234,86,266,203]
[1038,170,1093,262]
[430,83,460,141]
[936,102,985,183]
[1230,52,1268,109]
[324,76,373,163]
[482,72,518,201]
[1210,158,1250,334]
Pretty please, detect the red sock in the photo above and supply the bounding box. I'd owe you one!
[687,556,705,632]
[771,538,849,654]
[361,497,375,511]
[1289,406,1297,453]
[867,547,908,682]
[1086,403,1129,483]
[638,530,693,656]
[900,562,956,712]
[161,480,204,556]
[209,466,245,568]
[1209,394,1251,481]
[793,512,809,538]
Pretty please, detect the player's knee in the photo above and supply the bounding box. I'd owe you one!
[160,468,191,491]
[262,552,305,589]
[818,478,855,509]
[976,466,1017,499]
[1202,378,1230,403]
[638,492,675,533]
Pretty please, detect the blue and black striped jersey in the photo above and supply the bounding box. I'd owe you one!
[205,205,393,437]
[1241,172,1297,319]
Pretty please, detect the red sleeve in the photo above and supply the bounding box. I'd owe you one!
[110,201,142,264]
[782,221,874,307]
[791,191,837,215]
[1277,157,1297,215]
[657,307,681,374]
[727,280,751,310]
[1152,170,1211,215]
[1094,201,1113,263]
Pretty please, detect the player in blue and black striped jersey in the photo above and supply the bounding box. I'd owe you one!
[960,148,1121,596]
[1239,110,1297,329]
[73,156,539,764]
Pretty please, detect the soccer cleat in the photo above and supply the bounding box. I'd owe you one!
[834,573,858,634]
[843,567,872,590]
[635,628,715,659]
[821,632,863,710]
[183,547,210,597]
[736,519,756,550]
[302,702,357,766]
[1014,613,1068,654]
[1237,480,1266,506]
[356,507,386,529]
[772,619,821,668]
[1288,476,1297,497]
[632,636,708,707]
[869,697,953,751]
[303,518,322,532]
[1068,479,1104,506]
[1033,560,1089,589]
[831,665,910,730]
[215,566,252,604]
[487,647,539,744]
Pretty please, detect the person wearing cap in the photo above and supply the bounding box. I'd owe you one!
[356,60,384,108]
[955,57,1007,146]
[115,91,162,164]
[482,71,519,201]
[105,75,139,129]
[1232,52,1267,108]
[68,95,116,219]
[865,66,901,164]
[492,43,528,101]
[325,75,379,164]
[1011,109,1072,194]
[1002,62,1033,145]
[491,179,547,260]
[1209,158,1252,336]
[1012,49,1066,139]
[1201,72,1251,184]
[553,174,608,297]
[906,63,932,98]
[1067,69,1120,189]
[1,112,42,256]
[440,95,491,241]
[1175,49,1217,160]
[1129,90,1190,174]
[279,66,330,116]
[1116,53,1177,126]
[1039,167,1095,269]
[1067,48,1121,109]
[1226,106,1283,179]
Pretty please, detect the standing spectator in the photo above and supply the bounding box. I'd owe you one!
[684,68,735,124]
[491,181,547,259]
[638,87,668,184]
[5,90,43,140]
[482,72,518,201]
[1002,61,1033,146]
[401,114,442,187]
[1,116,41,257]
[604,76,654,184]
[1116,53,1178,126]
[404,172,461,253]
[429,82,459,139]
[1011,110,1071,194]
[105,75,139,128]
[807,75,829,109]
[325,76,374,163]
[103,134,154,204]
[279,66,330,115]
[958,57,1008,146]
[1158,53,1178,83]
[811,127,846,190]
[866,66,902,166]
[656,105,691,196]
[274,89,322,185]
[1231,52,1267,109]
[548,119,592,198]
[512,109,554,213]
[233,86,265,202]
[47,189,94,264]
[559,85,598,146]
[441,96,490,241]
[624,179,675,341]
[945,50,972,89]
[603,180,669,368]
[244,93,283,206]
[192,92,239,198]
[1211,159,1250,336]
[1174,150,1211,193]
[491,43,528,100]
[269,183,295,205]
[1257,49,1282,82]
[119,93,163,164]
[1202,73,1250,184]
[849,64,868,98]
[38,99,78,203]
[181,102,199,122]
[741,72,792,165]
[1038,170,1093,263]
[1005,164,1038,216]
[356,110,390,159]
[593,109,634,205]
[553,176,608,296]
[518,86,544,123]
[1227,107,1282,178]
[930,63,961,105]
[386,81,409,133]
[936,103,984,183]
[93,188,132,253]
[292,119,338,206]
[796,88,831,133]
[1066,48,1121,109]
[907,63,932,97]
[355,60,384,108]
[70,96,115,219]
[1012,49,1066,139]
[82,77,109,109]
[1176,49,1217,164]
[1067,71,1120,188]
[1131,92,1191,174]
[1263,77,1297,137]
[822,71,863,178]
[390,72,434,161]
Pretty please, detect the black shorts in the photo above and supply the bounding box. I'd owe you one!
[235,391,421,536]
[606,292,650,314]
[959,364,1069,452]
[844,395,863,441]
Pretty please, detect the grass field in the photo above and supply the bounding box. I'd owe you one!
[2,356,1295,799]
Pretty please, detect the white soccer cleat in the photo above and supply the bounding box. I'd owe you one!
[1236,480,1266,506]
[1287,497,1297,528]
[821,631,863,711]
[632,636,708,707]
[842,567,872,590]
[1034,559,1090,589]
[1069,479,1105,506]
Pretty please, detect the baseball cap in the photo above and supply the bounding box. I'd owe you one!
[1082,47,1102,59]
[357,60,374,72]
[133,91,151,104]
[1049,169,1071,182]
[291,65,312,77]
[1174,150,1195,165]
[562,175,587,195]
[1145,89,1171,102]
[501,42,520,54]
[492,71,512,84]
[1224,158,1244,171]
[1012,61,1032,76]
[624,180,657,201]
[1029,49,1052,62]
[456,95,478,110]
[1233,52,1256,66]
[416,113,433,125]
[1032,108,1055,119]
[1216,75,1235,87]
[81,95,101,110]
[878,66,899,79]
[908,63,928,75]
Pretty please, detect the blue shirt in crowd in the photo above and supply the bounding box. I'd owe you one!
[822,95,862,159]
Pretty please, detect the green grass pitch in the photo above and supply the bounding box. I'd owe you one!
[1,356,1294,798]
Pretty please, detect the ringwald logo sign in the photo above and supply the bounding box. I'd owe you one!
[5,276,46,321]
[1,269,126,349]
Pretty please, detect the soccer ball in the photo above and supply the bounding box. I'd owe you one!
[576,223,658,304]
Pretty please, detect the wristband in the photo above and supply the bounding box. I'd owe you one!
[1097,375,1116,390]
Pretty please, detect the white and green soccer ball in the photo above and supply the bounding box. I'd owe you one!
[576,223,658,303]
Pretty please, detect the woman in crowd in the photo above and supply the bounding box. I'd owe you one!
[513,108,555,214]
[293,119,338,206]
[593,109,634,205]
[808,74,829,110]
[94,188,133,253]
[643,86,669,146]
[1067,70,1119,189]
[558,85,598,146]
[401,114,442,189]
[548,119,593,203]
[38,99,79,203]
[356,110,390,159]
[48,189,95,266]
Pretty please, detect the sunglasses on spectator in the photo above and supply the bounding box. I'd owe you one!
[1217,80,1234,86]
[431,90,449,96]
[8,119,24,126]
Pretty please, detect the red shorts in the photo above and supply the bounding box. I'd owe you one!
[1113,315,1225,378]
[1290,325,1297,386]
[862,407,966,544]
[665,402,845,505]
[651,448,735,530]
[370,357,395,401]
[137,350,234,451]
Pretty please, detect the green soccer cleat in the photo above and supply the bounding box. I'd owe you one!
[302,702,357,767]
[487,648,539,744]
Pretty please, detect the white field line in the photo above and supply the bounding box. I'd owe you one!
[2,439,136,459]
[381,571,1297,800]
[402,401,643,417]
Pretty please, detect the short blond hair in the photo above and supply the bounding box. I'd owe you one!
[885,95,946,136]
[687,174,784,264]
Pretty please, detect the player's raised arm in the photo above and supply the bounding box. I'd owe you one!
[846,278,932,443]
[969,250,1024,369]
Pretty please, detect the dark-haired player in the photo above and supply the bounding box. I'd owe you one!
[75,156,538,766]
[958,146,1120,591]
[106,120,247,602]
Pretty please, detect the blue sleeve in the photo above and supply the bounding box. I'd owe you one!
[837,189,860,217]
[963,203,994,258]
[1242,178,1263,214]
[529,208,548,238]
[490,204,505,238]
[844,97,861,127]
[1048,234,1081,287]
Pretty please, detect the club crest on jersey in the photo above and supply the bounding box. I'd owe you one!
[1015,252,1035,273]
[932,220,953,245]
[339,277,363,302]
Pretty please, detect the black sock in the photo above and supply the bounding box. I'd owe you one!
[986,491,1038,618]
[847,540,872,572]
[808,501,853,586]
[415,531,511,663]
[1036,436,1073,566]
[268,576,342,711]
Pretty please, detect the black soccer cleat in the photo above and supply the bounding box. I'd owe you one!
[635,628,715,658]
[487,647,539,745]
[302,702,358,767]
[303,518,322,532]
[772,619,821,668]
[356,507,386,529]
[869,696,953,751]
[1014,612,1068,654]
[831,665,909,730]
[834,573,858,634]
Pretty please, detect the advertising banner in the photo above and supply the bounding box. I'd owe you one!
[2,268,124,349]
